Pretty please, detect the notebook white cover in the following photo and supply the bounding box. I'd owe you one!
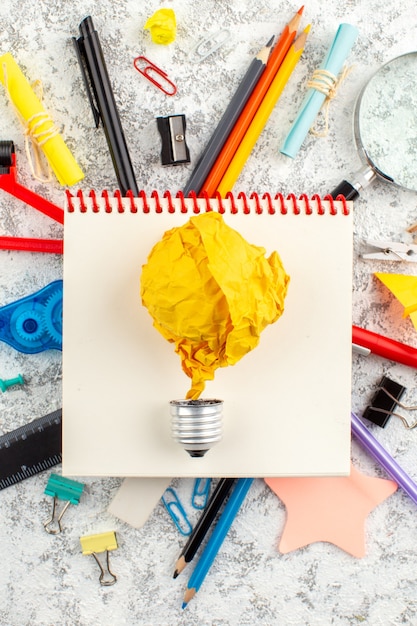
[62,195,352,478]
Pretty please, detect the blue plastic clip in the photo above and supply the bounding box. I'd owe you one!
[0,280,63,354]
[192,478,212,509]
[44,473,85,534]
[161,487,192,536]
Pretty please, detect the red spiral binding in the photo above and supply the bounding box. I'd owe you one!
[299,193,312,215]
[275,193,287,214]
[187,191,200,213]
[163,191,175,213]
[114,189,124,213]
[213,191,225,214]
[250,192,263,214]
[139,189,150,213]
[65,191,350,216]
[77,189,87,212]
[89,189,99,212]
[261,193,274,214]
[238,192,250,214]
[226,191,238,214]
[151,190,163,213]
[126,189,137,212]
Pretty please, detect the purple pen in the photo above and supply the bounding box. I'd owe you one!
[351,412,417,506]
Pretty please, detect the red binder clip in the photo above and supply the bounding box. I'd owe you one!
[133,56,177,96]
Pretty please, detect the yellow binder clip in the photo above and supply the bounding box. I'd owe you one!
[80,531,118,586]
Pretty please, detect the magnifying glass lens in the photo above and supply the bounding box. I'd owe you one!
[331,51,417,199]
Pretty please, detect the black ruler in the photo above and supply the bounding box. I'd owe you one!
[0,408,62,490]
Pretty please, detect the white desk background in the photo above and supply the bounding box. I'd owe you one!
[1,1,416,624]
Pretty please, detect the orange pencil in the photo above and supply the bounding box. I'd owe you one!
[216,26,309,196]
[201,6,304,197]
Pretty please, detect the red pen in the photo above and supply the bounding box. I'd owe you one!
[352,325,417,369]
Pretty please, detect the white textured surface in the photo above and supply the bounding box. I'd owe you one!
[0,1,417,624]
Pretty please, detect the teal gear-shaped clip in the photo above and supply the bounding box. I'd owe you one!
[0,280,63,354]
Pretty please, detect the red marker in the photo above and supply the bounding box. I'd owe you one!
[352,325,417,369]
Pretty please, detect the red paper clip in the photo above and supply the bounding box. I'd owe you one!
[133,56,177,96]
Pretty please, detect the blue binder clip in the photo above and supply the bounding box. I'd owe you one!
[192,478,212,509]
[161,487,192,536]
[44,473,85,534]
[0,280,63,354]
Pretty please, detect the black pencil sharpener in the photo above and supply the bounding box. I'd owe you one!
[156,114,191,166]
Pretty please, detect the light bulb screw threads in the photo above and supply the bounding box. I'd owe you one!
[170,399,223,457]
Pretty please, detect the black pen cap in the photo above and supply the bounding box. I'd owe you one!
[79,15,96,37]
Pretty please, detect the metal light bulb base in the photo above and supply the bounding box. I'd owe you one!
[170,399,223,457]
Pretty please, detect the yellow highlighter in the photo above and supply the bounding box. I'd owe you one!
[80,531,118,586]
[0,52,84,186]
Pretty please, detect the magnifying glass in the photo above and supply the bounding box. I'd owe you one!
[330,51,417,200]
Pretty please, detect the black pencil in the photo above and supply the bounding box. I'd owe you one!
[183,38,274,197]
[173,477,236,578]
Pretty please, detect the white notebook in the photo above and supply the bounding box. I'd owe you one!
[62,192,353,478]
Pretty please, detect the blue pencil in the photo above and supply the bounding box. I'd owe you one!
[182,477,254,608]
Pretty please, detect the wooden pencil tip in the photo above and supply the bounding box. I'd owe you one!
[293,23,310,51]
[298,5,305,15]
[183,587,196,607]
[173,555,186,578]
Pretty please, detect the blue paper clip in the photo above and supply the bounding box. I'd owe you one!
[161,487,192,536]
[43,473,85,534]
[192,478,212,509]
[133,56,177,96]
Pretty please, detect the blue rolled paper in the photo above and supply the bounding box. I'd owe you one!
[280,23,359,158]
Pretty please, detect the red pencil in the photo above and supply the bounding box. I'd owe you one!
[0,236,63,254]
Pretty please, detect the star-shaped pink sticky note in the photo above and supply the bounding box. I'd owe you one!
[265,463,397,558]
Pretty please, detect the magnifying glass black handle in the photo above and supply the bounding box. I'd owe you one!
[330,180,360,201]
[330,166,377,201]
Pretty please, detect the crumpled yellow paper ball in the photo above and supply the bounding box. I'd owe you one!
[144,8,177,45]
[140,212,289,399]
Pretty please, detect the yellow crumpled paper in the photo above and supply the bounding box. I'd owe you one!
[144,9,177,45]
[140,212,289,399]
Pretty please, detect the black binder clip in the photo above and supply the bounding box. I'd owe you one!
[363,375,417,429]
[156,114,190,166]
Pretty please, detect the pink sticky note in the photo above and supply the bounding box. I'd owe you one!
[265,463,398,558]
